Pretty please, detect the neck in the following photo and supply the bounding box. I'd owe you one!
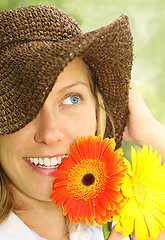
[11,185,70,240]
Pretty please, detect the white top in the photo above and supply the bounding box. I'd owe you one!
[0,212,129,240]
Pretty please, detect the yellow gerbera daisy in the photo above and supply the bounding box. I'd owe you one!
[114,145,165,240]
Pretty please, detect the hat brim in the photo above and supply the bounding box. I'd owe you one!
[0,13,133,148]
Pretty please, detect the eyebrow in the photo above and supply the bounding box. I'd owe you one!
[58,81,89,93]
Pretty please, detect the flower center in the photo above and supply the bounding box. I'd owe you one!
[66,159,108,200]
[133,181,147,205]
[82,173,95,186]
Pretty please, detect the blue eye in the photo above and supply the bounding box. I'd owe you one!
[70,96,79,104]
[62,96,79,105]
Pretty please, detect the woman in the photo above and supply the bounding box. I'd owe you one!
[0,5,165,240]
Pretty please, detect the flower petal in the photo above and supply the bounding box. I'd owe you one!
[50,135,127,226]
[69,144,82,163]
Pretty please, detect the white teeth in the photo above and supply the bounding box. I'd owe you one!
[39,158,44,165]
[34,158,39,165]
[51,157,58,165]
[26,155,67,167]
[57,156,62,164]
[29,158,34,163]
[44,158,51,167]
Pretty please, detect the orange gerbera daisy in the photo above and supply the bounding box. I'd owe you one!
[50,135,127,226]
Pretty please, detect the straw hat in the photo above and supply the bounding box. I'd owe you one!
[0,5,133,148]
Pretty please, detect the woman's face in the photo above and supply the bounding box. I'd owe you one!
[0,58,97,201]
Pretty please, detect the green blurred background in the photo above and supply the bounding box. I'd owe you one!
[1,0,164,159]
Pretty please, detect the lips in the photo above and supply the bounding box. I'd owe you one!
[25,155,68,168]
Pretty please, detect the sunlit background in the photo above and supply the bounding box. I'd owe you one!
[1,0,164,159]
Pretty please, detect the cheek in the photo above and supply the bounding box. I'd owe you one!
[66,110,97,137]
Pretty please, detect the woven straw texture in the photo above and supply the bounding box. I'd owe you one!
[0,5,133,148]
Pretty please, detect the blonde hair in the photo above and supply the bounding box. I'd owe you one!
[83,59,115,138]
[95,87,106,136]
[0,165,12,223]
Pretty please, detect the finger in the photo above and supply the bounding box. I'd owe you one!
[108,225,123,240]
[128,79,149,114]
[128,79,143,110]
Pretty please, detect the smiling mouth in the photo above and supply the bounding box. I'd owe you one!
[25,155,68,168]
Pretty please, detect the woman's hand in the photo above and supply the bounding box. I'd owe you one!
[123,80,155,146]
[107,225,123,240]
[123,80,165,163]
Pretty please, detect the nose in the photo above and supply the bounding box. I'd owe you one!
[34,106,64,146]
